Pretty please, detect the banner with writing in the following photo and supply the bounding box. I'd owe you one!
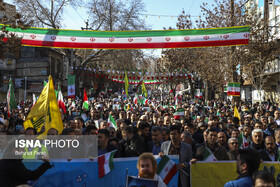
[24,156,179,187]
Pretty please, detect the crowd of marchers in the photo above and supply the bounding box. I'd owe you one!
[0,93,280,187]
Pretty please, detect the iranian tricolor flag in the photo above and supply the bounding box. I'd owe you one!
[67,75,75,98]
[140,97,149,106]
[2,25,250,49]
[108,114,117,129]
[203,148,217,161]
[195,89,203,99]
[71,101,76,108]
[238,132,249,149]
[57,91,66,114]
[156,155,177,185]
[174,109,185,119]
[227,82,240,96]
[98,150,116,178]
[83,88,89,110]
[6,78,17,117]
[133,95,138,105]
[223,85,227,93]
[174,92,179,105]
[32,94,37,106]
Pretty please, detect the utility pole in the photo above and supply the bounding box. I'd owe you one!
[24,76,27,102]
[81,20,92,31]
[264,0,269,41]
[264,0,269,28]
[231,0,237,83]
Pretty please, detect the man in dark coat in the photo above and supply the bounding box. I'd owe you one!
[247,129,265,152]
[227,138,239,160]
[192,128,229,161]
[260,136,279,161]
[118,126,145,157]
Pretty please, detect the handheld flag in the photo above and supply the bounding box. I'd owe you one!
[124,71,129,96]
[142,81,147,97]
[108,114,117,129]
[7,78,17,117]
[83,88,89,110]
[234,106,241,125]
[32,94,37,106]
[238,131,249,149]
[98,150,116,178]
[57,84,66,114]
[133,94,138,105]
[195,89,203,99]
[140,97,148,106]
[174,109,184,120]
[203,148,217,161]
[23,75,63,135]
[156,155,177,185]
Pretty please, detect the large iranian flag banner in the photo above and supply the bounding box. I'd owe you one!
[1,25,250,49]
[68,75,75,99]
[227,82,240,96]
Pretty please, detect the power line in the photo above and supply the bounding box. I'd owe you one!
[76,5,204,19]
[141,13,203,18]
[187,0,196,13]
[64,8,84,28]
[72,6,87,24]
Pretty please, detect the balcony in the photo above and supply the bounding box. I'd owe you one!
[264,58,280,74]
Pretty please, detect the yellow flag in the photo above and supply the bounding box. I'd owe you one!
[234,106,241,121]
[124,71,129,96]
[142,81,147,97]
[24,75,63,135]
[126,103,130,111]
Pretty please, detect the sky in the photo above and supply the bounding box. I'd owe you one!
[62,0,215,30]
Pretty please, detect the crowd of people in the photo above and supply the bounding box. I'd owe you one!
[0,92,279,186]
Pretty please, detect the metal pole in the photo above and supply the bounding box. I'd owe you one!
[264,0,269,41]
[70,49,74,74]
[231,0,237,82]
[24,76,27,102]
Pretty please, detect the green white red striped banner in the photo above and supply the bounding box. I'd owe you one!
[227,82,240,96]
[111,78,163,84]
[1,24,250,49]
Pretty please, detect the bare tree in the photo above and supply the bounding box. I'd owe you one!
[162,0,280,100]
[79,0,149,77]
[14,0,81,28]
[0,1,31,59]
[88,0,147,31]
